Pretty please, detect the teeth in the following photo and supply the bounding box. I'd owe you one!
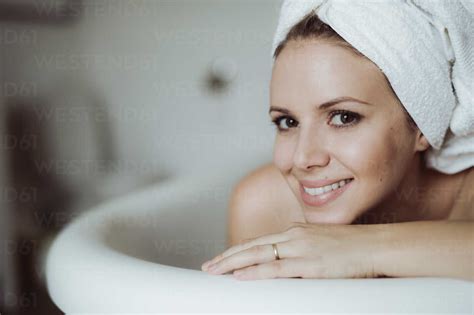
[303,179,352,196]
[314,187,324,195]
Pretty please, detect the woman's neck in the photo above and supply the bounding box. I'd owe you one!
[391,157,435,222]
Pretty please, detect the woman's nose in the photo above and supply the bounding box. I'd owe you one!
[293,131,330,170]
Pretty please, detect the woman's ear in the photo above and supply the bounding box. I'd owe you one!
[414,130,430,152]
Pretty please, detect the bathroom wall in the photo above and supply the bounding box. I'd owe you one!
[4,0,282,187]
[2,1,283,313]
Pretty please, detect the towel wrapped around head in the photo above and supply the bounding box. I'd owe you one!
[271,0,474,174]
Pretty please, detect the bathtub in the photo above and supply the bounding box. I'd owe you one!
[45,169,473,313]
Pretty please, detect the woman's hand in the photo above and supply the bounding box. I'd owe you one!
[201,222,382,280]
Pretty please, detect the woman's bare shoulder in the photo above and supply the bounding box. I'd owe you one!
[447,167,474,221]
[227,162,300,246]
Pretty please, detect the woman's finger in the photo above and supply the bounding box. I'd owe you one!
[233,257,309,280]
[206,243,275,275]
[206,240,294,275]
[204,232,290,268]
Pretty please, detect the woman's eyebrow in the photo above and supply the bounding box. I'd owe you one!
[269,96,372,114]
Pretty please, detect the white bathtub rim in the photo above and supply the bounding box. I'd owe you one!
[45,173,474,312]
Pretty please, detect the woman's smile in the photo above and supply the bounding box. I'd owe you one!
[299,178,354,207]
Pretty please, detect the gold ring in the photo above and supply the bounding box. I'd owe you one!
[272,243,280,260]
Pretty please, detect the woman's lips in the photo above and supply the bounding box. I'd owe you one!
[299,179,354,207]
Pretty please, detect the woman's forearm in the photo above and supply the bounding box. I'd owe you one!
[371,220,474,281]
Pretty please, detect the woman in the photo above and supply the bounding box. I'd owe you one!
[202,1,473,280]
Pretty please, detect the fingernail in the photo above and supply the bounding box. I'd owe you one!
[208,264,221,274]
[207,263,217,270]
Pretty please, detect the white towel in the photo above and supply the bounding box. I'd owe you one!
[271,0,474,174]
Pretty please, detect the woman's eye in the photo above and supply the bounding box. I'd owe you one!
[329,110,360,127]
[272,116,298,131]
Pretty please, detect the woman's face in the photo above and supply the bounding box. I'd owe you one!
[270,39,425,224]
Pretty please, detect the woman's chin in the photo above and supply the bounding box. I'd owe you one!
[302,206,358,225]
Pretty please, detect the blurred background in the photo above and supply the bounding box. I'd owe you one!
[1,0,281,313]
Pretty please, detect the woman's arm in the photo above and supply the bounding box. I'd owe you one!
[373,220,474,281]
[203,220,473,281]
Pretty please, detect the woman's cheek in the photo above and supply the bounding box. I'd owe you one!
[346,122,405,192]
[335,125,394,181]
[273,136,296,172]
